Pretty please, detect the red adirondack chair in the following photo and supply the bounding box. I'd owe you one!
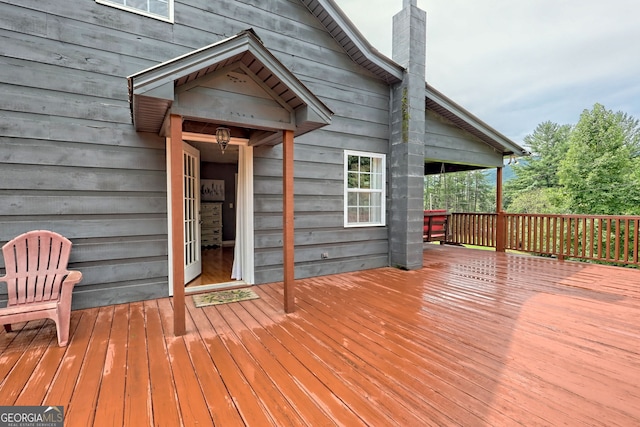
[0,230,82,346]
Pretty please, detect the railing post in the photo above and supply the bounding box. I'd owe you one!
[496,212,505,252]
[495,167,505,252]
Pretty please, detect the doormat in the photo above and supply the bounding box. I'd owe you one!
[192,288,259,307]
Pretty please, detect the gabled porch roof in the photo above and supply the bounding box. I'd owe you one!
[128,29,333,145]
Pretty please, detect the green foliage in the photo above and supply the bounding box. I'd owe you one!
[504,121,571,212]
[505,104,640,216]
[558,104,640,215]
[506,187,567,214]
[424,170,495,212]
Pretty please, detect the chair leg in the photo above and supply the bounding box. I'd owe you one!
[56,305,72,347]
[4,324,11,333]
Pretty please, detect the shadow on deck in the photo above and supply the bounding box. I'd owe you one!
[1,246,639,426]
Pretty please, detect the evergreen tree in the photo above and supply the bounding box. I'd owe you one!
[504,121,571,212]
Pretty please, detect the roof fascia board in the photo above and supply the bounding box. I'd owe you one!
[310,0,404,81]
[426,84,528,155]
[129,35,252,97]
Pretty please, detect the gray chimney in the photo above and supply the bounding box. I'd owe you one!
[389,0,426,270]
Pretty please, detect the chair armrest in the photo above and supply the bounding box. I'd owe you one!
[61,270,83,294]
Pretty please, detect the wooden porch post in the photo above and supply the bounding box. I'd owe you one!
[283,130,295,313]
[169,114,186,335]
[496,166,506,252]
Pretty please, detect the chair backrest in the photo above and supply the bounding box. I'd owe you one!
[1,230,72,306]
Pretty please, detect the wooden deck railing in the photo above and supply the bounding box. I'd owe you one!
[447,212,498,248]
[446,212,640,266]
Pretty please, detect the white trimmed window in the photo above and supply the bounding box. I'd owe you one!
[344,150,386,227]
[97,0,174,22]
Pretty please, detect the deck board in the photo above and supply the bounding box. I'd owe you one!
[44,309,98,408]
[65,306,114,426]
[94,303,130,426]
[123,302,152,427]
[1,246,639,426]
[144,300,183,427]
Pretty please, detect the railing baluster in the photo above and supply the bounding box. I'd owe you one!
[583,218,587,259]
[634,219,639,264]
[614,218,620,262]
[558,216,565,261]
[623,218,630,263]
[552,216,557,254]
[573,218,580,257]
[605,219,612,261]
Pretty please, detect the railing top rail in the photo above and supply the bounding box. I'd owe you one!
[500,213,640,220]
[450,212,497,216]
[451,212,640,220]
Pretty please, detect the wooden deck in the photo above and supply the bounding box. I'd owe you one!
[1,246,639,426]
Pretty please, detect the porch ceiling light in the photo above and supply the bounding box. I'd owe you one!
[216,127,231,153]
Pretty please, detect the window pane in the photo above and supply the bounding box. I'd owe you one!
[370,192,381,207]
[348,172,359,189]
[370,205,381,222]
[127,0,147,10]
[371,158,383,189]
[360,192,370,206]
[359,157,370,173]
[372,171,383,189]
[348,192,358,206]
[359,207,370,222]
[348,207,358,223]
[149,0,168,15]
[360,173,370,189]
[348,155,359,172]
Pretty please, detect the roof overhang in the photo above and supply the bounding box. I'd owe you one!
[426,84,528,157]
[301,0,404,84]
[128,29,333,144]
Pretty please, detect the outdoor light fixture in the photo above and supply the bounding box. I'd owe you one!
[216,127,231,153]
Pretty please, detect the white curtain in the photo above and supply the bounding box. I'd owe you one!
[231,145,254,281]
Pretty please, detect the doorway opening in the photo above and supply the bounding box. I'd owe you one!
[166,135,254,296]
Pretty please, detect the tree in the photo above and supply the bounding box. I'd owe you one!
[504,121,571,212]
[558,104,640,215]
[506,188,566,214]
[424,170,494,212]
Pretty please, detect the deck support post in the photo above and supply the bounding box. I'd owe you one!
[496,166,506,252]
[170,114,186,335]
[283,130,295,313]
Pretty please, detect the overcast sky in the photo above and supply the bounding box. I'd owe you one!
[337,0,640,147]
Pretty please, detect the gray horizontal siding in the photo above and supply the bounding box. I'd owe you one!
[425,111,503,167]
[0,164,166,192]
[0,0,392,307]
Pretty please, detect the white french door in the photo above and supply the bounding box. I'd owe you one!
[183,142,201,284]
